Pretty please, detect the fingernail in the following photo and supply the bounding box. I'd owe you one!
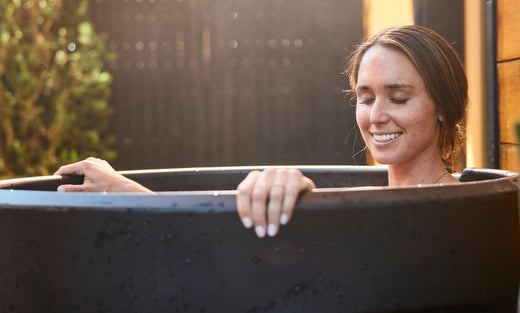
[267,224,277,237]
[255,226,266,238]
[242,217,253,228]
[57,186,65,192]
[280,214,288,225]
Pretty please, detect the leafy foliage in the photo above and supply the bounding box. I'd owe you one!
[0,0,116,178]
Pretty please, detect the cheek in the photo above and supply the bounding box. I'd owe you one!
[355,106,369,130]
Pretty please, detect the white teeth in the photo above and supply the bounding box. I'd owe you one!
[373,133,401,142]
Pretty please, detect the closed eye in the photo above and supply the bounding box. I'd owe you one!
[358,98,374,105]
[391,98,408,104]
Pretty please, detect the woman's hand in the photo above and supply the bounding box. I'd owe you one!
[236,168,315,238]
[54,157,153,193]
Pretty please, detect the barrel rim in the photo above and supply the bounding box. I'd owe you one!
[0,166,516,211]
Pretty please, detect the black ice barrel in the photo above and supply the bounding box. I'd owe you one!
[0,166,518,313]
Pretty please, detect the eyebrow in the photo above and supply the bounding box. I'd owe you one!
[356,83,413,91]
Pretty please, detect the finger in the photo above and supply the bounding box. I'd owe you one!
[57,184,89,192]
[236,171,261,229]
[280,170,315,225]
[54,157,108,176]
[54,164,81,176]
[266,170,288,237]
[54,160,89,176]
[250,169,276,238]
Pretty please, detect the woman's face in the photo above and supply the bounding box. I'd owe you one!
[355,45,442,167]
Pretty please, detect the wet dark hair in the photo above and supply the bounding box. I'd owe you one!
[346,25,467,169]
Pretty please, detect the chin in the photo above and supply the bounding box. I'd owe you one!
[371,154,398,166]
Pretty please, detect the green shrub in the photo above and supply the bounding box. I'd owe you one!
[0,0,116,178]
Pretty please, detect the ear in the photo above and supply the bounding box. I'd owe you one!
[438,113,444,123]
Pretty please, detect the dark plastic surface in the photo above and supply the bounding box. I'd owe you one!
[0,166,518,313]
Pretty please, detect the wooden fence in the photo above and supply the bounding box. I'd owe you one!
[90,0,364,170]
[497,0,520,172]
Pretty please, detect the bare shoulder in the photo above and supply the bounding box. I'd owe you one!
[443,174,461,184]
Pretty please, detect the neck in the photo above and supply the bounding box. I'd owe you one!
[387,152,448,187]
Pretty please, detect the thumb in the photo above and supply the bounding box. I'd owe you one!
[57,184,88,192]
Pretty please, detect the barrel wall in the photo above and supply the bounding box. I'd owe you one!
[0,167,518,312]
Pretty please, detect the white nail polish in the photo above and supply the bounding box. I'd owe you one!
[242,217,253,228]
[267,224,277,237]
[280,214,288,225]
[57,186,65,192]
[255,226,266,238]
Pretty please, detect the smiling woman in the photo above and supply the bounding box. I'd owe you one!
[348,26,467,186]
[354,46,445,184]
[237,25,468,238]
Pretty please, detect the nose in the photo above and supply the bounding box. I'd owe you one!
[369,98,390,124]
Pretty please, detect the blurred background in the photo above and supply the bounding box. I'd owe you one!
[0,0,518,178]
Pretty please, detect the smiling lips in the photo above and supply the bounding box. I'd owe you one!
[372,132,402,143]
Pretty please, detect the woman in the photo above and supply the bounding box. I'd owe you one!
[55,25,467,239]
[235,25,467,238]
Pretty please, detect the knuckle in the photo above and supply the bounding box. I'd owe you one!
[269,189,283,200]
[236,184,249,195]
[263,168,278,179]
[247,170,261,178]
[284,187,299,198]
[287,168,303,177]
[239,171,260,188]
[278,168,289,175]
[264,168,276,174]
[251,189,266,202]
